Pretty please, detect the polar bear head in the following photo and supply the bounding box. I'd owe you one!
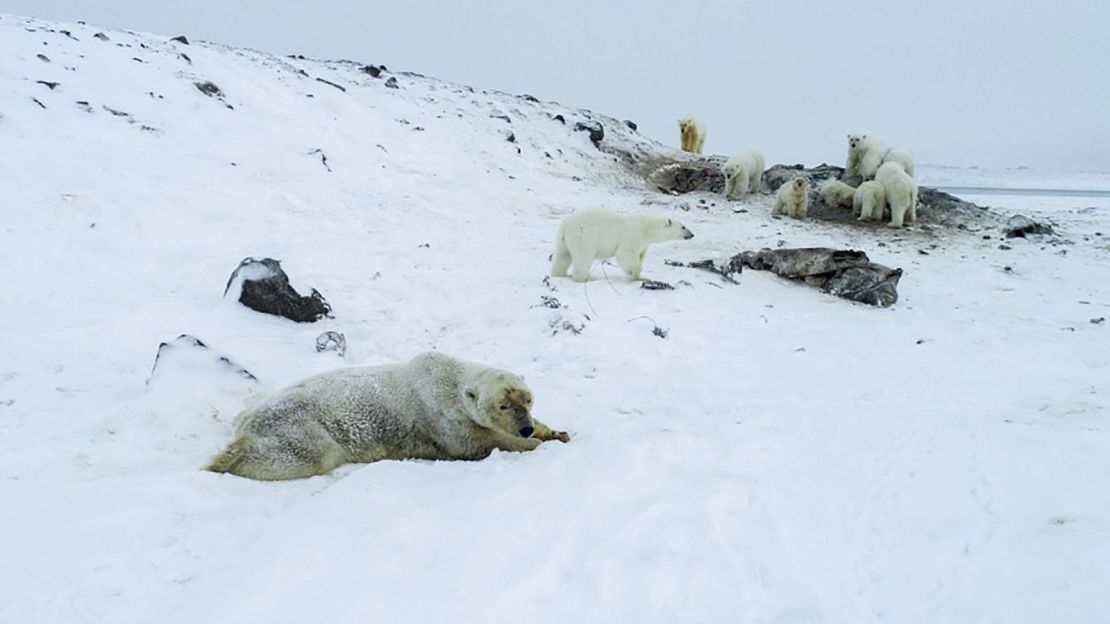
[657,217,695,241]
[464,371,536,438]
[848,134,869,151]
[787,177,808,195]
[722,161,741,179]
[678,116,696,133]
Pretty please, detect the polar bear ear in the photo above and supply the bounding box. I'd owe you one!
[667,219,673,226]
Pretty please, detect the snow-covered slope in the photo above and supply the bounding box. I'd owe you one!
[2,13,1110,624]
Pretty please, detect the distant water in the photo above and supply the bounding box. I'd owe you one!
[933,185,1110,199]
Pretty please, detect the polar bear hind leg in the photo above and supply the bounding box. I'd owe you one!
[550,236,572,277]
[207,425,347,481]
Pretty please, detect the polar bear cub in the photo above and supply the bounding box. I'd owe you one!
[846,134,883,178]
[678,116,706,154]
[882,147,914,177]
[722,150,765,198]
[772,177,809,219]
[875,162,918,228]
[551,208,694,282]
[820,179,857,208]
[853,180,887,221]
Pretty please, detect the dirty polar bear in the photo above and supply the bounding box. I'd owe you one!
[550,208,694,282]
[678,115,706,154]
[206,352,569,480]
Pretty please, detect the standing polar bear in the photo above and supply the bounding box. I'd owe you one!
[206,352,569,480]
[853,180,887,221]
[773,177,810,219]
[875,162,918,228]
[551,208,694,282]
[722,150,765,199]
[678,116,706,154]
[846,134,884,178]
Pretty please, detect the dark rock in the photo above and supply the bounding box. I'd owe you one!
[738,248,902,307]
[553,114,565,124]
[490,114,511,123]
[640,279,674,290]
[505,130,516,143]
[194,81,222,97]
[170,35,190,45]
[361,65,382,78]
[315,331,347,356]
[519,94,540,103]
[573,120,604,147]
[624,120,638,131]
[1004,214,1055,238]
[32,97,46,109]
[36,53,49,62]
[94,32,109,41]
[36,80,59,90]
[179,52,191,64]
[224,257,332,322]
[384,77,399,89]
[147,334,257,386]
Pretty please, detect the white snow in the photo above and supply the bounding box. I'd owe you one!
[2,13,1109,624]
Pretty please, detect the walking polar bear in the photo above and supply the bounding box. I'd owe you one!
[773,177,810,219]
[678,116,706,154]
[722,150,765,199]
[206,352,569,480]
[550,208,694,282]
[875,162,918,228]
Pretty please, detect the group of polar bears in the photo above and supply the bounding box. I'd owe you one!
[840,134,919,228]
[678,116,919,228]
[207,120,927,482]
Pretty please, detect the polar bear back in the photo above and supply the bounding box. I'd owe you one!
[234,353,497,462]
[559,209,666,259]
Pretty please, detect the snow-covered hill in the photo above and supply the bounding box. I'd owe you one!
[2,13,1109,624]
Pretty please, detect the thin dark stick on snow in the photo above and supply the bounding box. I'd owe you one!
[597,261,623,296]
[665,259,740,285]
[627,316,668,339]
[582,278,599,318]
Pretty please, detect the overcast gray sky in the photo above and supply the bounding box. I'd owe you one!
[4,1,1108,172]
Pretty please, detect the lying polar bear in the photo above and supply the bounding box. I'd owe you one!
[550,208,694,282]
[206,352,569,480]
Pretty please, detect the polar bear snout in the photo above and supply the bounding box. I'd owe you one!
[518,425,534,438]
[683,227,694,239]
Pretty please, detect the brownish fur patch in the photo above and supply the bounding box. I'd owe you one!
[503,388,532,410]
